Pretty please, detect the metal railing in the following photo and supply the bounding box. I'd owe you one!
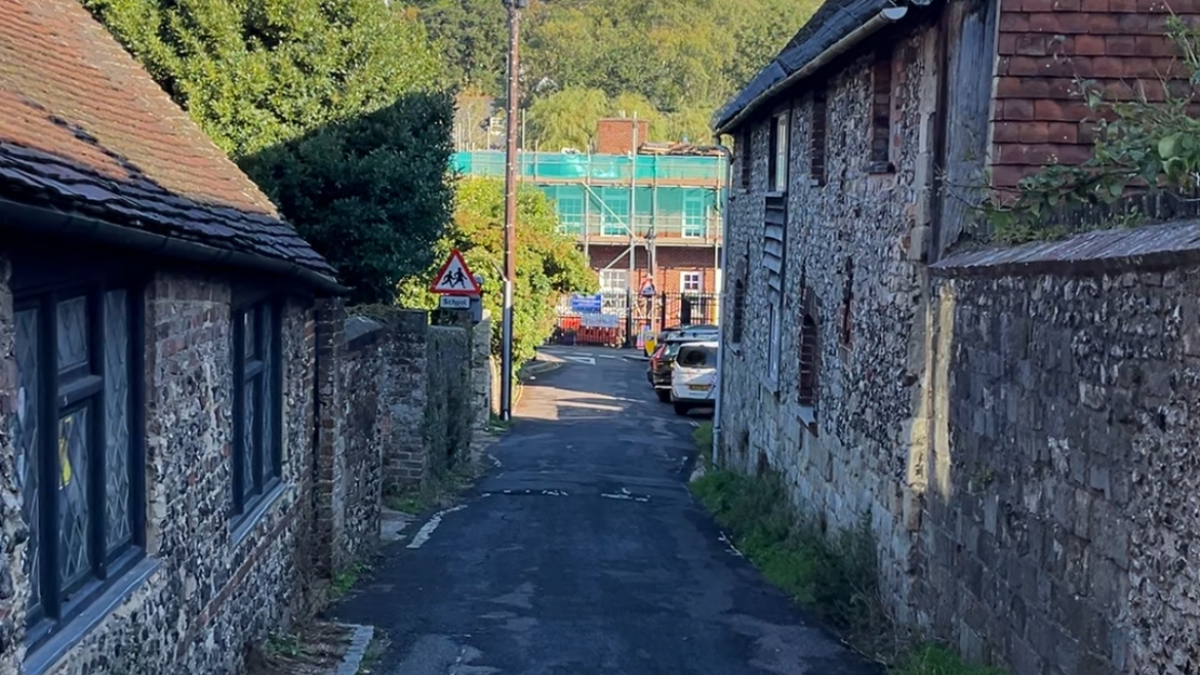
[557,213,720,241]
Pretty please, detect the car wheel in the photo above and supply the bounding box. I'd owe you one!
[673,402,690,416]
[656,389,671,403]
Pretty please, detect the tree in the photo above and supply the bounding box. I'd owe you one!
[525,87,611,151]
[408,0,509,94]
[85,0,454,302]
[404,0,820,146]
[398,177,597,369]
[244,94,456,303]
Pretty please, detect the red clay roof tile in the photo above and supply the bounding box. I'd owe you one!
[0,0,337,282]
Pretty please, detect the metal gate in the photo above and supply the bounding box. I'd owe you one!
[658,292,719,331]
[554,291,720,346]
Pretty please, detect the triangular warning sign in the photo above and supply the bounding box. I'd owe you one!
[429,249,482,296]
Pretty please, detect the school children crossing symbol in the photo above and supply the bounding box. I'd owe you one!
[429,249,482,296]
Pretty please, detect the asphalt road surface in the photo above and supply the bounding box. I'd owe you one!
[332,346,880,675]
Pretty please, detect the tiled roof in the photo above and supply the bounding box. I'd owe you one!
[0,0,338,285]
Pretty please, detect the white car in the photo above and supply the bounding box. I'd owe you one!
[669,340,718,416]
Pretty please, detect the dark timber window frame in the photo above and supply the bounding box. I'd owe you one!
[231,295,284,525]
[730,279,746,345]
[797,287,820,432]
[810,85,828,186]
[870,49,895,173]
[10,259,146,653]
[839,258,855,349]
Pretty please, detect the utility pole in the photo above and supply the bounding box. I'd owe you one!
[500,0,526,421]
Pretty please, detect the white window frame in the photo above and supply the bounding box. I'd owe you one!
[770,112,789,193]
[599,269,629,293]
[680,271,703,293]
[682,196,706,238]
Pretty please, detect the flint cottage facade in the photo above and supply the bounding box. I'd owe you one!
[713,0,1200,672]
[0,1,345,672]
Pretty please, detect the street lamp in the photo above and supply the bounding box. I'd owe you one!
[499,0,527,421]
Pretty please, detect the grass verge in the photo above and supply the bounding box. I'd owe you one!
[689,467,1005,675]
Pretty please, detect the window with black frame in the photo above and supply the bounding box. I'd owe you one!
[231,300,282,520]
[11,283,144,647]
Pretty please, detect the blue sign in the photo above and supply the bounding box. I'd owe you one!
[570,293,603,313]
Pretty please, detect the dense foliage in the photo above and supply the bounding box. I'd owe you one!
[243,95,455,302]
[85,0,454,302]
[985,18,1200,243]
[398,178,597,368]
[409,0,821,148]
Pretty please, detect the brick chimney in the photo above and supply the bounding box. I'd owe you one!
[596,118,649,155]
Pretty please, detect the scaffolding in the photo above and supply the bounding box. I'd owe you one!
[451,148,727,341]
[451,150,726,248]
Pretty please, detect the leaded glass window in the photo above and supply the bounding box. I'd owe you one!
[232,300,282,518]
[13,283,143,648]
[13,308,41,617]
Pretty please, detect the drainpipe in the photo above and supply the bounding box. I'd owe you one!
[711,142,733,467]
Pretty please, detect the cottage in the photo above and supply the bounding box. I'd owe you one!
[713,0,1200,672]
[0,1,346,673]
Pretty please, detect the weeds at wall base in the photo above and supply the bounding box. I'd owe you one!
[688,468,1006,675]
[692,422,713,470]
[385,459,484,516]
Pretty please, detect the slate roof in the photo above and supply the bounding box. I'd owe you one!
[712,0,905,134]
[0,0,338,285]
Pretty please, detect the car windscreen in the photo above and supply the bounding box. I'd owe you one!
[676,345,717,368]
[663,342,686,357]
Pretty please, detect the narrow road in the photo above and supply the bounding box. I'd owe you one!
[333,347,879,675]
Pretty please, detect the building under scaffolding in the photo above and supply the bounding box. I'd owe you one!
[451,147,727,340]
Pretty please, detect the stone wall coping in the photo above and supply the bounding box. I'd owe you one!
[933,220,1200,278]
[344,315,384,351]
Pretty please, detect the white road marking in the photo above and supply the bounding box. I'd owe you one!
[406,504,467,549]
[718,531,744,557]
[488,453,503,468]
[600,488,651,503]
[562,356,596,365]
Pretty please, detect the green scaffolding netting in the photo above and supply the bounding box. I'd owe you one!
[452,152,728,237]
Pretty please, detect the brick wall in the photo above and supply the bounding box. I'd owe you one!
[425,324,472,475]
[313,302,385,577]
[992,0,1200,189]
[378,309,430,488]
[587,244,722,294]
[470,315,494,437]
[596,118,650,154]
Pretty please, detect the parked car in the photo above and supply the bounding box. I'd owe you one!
[670,341,718,415]
[648,341,684,401]
[647,326,719,402]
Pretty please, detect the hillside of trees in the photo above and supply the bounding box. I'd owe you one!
[410,0,822,149]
